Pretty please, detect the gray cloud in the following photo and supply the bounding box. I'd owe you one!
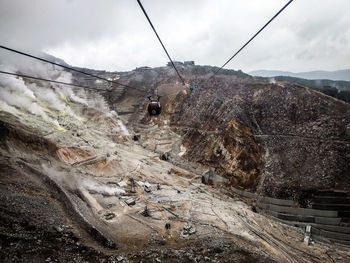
[0,0,349,72]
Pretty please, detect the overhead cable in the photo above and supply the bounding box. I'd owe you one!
[136,0,185,85]
[0,45,144,92]
[209,0,294,79]
[0,70,103,91]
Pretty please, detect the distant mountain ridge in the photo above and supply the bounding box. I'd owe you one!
[249,69,350,81]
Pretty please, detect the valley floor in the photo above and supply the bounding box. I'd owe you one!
[0,108,349,263]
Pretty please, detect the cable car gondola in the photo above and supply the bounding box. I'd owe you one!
[147,95,161,116]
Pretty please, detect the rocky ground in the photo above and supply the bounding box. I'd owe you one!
[114,66,350,200]
[0,63,349,262]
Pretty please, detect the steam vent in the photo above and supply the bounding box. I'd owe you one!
[0,61,348,262]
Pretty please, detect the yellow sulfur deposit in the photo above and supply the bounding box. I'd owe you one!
[53,125,66,131]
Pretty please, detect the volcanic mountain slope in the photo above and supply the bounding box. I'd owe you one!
[177,78,350,200]
[111,66,350,200]
[0,62,349,262]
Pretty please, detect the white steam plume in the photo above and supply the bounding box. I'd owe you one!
[82,179,126,196]
[269,77,276,84]
[0,54,88,126]
[0,51,129,137]
[117,119,130,136]
[0,100,22,117]
[0,72,60,126]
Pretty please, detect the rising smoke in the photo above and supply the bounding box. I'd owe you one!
[0,54,93,127]
[0,51,130,136]
[82,179,126,196]
[42,163,126,196]
[0,53,87,128]
[0,66,60,126]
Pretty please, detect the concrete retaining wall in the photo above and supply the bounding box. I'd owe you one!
[231,187,258,199]
[262,210,342,226]
[231,186,295,206]
[257,202,338,217]
[261,214,350,245]
[311,227,350,241]
[258,196,295,206]
[231,186,349,244]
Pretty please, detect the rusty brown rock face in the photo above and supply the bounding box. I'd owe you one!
[103,66,349,200]
[182,118,262,191]
[160,75,350,199]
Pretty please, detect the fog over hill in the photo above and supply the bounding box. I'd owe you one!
[249,69,350,81]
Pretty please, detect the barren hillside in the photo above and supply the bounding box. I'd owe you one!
[0,63,349,262]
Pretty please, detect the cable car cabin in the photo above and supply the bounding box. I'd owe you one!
[147,96,161,116]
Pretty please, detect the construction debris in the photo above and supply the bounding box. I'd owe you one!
[183,224,196,235]
[144,185,151,193]
[141,206,150,217]
[104,211,116,220]
[125,198,136,206]
[118,181,128,188]
[72,154,107,167]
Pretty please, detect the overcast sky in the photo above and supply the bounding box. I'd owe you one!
[1,0,349,73]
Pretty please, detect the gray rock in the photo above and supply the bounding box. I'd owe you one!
[54,226,63,233]
[116,255,124,262]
